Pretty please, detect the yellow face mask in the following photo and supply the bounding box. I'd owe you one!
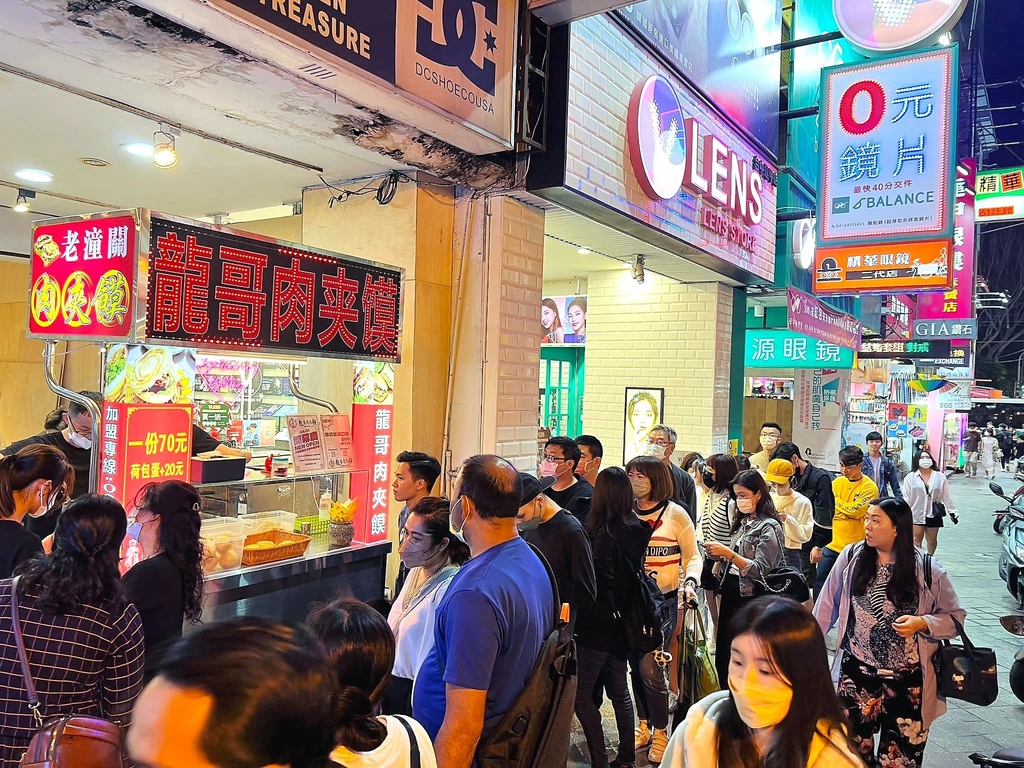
[728,673,793,730]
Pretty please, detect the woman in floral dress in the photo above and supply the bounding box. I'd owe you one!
[814,498,966,768]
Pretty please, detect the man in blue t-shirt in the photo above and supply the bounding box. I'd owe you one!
[412,454,555,768]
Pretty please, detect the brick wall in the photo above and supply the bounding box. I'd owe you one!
[492,197,545,470]
[584,269,734,466]
[564,15,777,283]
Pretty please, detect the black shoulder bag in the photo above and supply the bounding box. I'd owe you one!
[750,521,810,603]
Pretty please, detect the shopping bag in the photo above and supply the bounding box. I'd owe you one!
[676,609,718,720]
[933,616,998,706]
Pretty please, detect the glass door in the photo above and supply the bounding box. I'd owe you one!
[539,347,585,438]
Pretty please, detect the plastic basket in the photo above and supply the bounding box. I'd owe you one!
[294,516,330,536]
[242,529,312,566]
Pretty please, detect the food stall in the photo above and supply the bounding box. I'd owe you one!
[27,209,403,622]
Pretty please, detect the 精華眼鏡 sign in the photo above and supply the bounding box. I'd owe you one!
[745,329,854,369]
[976,166,1024,222]
[146,214,403,362]
[833,0,971,57]
[28,211,139,341]
[815,46,957,295]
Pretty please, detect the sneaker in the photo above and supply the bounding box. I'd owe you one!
[634,720,651,750]
[950,512,960,525]
[649,728,669,764]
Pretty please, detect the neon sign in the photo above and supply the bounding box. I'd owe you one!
[834,0,971,56]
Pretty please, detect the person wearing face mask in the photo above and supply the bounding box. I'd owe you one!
[2,391,101,539]
[0,445,73,579]
[122,480,205,681]
[384,496,470,716]
[412,455,554,765]
[900,449,958,554]
[625,456,701,765]
[575,434,604,488]
[703,470,785,688]
[664,597,862,768]
[815,498,966,768]
[765,459,813,572]
[814,447,878,596]
[646,426,696,521]
[540,436,593,522]
[516,472,596,633]
[748,422,783,475]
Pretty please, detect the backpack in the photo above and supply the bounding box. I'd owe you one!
[474,544,578,768]
[610,533,668,654]
[9,577,125,768]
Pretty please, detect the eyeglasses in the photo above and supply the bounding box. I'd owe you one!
[542,455,569,463]
[67,419,92,437]
[647,440,673,447]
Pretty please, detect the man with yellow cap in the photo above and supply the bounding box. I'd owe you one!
[765,458,814,572]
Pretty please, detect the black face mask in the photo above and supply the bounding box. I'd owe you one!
[701,470,714,487]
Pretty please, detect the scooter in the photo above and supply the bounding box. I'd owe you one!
[988,481,1024,609]
[992,464,1024,533]
[972,747,1024,767]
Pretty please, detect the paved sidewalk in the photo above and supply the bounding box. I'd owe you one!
[567,469,1024,768]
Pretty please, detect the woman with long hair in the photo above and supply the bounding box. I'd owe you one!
[0,445,73,579]
[385,496,470,716]
[699,454,739,549]
[980,428,1000,480]
[625,392,660,461]
[308,599,437,768]
[0,495,144,767]
[664,597,862,768]
[626,456,701,765]
[123,480,205,679]
[575,467,652,768]
[565,296,588,343]
[901,449,958,555]
[541,298,565,344]
[815,497,966,768]
[703,470,785,688]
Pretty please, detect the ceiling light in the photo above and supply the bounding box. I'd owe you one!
[13,189,34,213]
[15,169,53,183]
[79,157,110,167]
[122,142,154,158]
[152,125,179,169]
[577,246,592,255]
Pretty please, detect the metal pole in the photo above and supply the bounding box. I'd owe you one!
[288,364,338,413]
[42,340,101,494]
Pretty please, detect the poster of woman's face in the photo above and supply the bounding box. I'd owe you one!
[624,387,664,462]
[540,296,587,346]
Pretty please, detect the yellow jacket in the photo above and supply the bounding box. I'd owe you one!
[827,476,878,553]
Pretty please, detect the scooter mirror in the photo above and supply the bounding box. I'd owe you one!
[990,482,1005,496]
[1000,615,1024,635]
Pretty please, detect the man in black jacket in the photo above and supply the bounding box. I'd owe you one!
[772,442,836,591]
[646,425,697,521]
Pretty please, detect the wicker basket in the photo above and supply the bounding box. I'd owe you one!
[242,529,312,566]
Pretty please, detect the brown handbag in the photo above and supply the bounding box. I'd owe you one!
[9,577,125,768]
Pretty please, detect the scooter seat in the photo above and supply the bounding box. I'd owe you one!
[993,748,1024,761]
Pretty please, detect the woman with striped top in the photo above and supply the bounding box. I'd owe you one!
[698,454,738,548]
[0,494,145,767]
[626,456,702,765]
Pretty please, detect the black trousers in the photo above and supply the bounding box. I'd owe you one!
[714,574,753,688]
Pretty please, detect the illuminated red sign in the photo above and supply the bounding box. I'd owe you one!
[28,213,137,340]
[147,216,403,361]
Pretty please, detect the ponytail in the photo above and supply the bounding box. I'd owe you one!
[331,684,389,752]
[0,445,74,519]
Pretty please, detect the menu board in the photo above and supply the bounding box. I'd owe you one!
[285,414,355,474]
[28,212,138,341]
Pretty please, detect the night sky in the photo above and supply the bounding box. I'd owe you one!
[981,1,1024,169]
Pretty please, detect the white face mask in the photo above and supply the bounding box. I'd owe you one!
[919,457,933,469]
[645,443,668,460]
[66,431,92,450]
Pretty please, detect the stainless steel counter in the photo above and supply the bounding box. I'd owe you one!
[201,538,392,623]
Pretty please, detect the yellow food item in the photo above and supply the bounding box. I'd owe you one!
[329,497,359,524]
[277,539,295,546]
[218,548,241,569]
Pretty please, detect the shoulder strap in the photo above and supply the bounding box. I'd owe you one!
[9,577,43,723]
[923,552,933,591]
[395,715,421,768]
[526,542,562,628]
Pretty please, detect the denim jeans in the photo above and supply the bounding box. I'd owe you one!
[628,592,678,730]
[815,545,841,596]
[575,648,634,767]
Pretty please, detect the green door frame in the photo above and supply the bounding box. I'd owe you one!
[539,347,585,438]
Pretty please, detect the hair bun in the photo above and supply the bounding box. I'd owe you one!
[332,684,373,722]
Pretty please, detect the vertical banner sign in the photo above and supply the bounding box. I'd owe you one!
[351,362,395,544]
[887,403,909,438]
[815,47,957,295]
[792,369,850,471]
[28,212,138,340]
[907,404,928,438]
[101,402,193,507]
[917,159,977,322]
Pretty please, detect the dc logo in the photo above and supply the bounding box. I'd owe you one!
[416,0,499,95]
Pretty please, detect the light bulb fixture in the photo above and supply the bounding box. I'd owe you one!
[152,124,179,169]
[632,254,646,284]
[577,246,592,255]
[12,189,35,213]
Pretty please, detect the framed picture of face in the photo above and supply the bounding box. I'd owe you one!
[624,387,664,462]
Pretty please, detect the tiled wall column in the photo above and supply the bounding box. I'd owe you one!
[584,270,734,466]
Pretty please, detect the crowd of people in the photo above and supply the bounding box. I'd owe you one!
[0,410,973,768]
